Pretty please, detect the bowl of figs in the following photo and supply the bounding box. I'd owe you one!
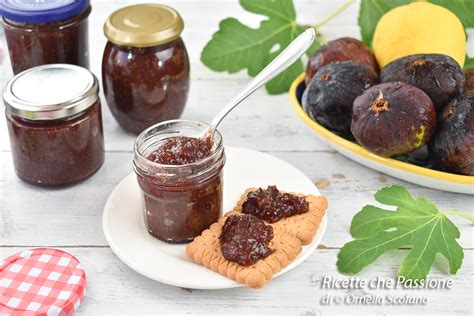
[290,37,473,194]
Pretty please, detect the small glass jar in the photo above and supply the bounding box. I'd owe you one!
[102,4,190,134]
[3,64,104,186]
[0,0,91,75]
[133,120,225,244]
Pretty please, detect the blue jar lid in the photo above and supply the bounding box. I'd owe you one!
[0,0,90,23]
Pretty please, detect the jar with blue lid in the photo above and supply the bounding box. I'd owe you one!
[0,0,91,74]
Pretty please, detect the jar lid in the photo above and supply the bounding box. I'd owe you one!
[0,0,90,24]
[104,4,184,47]
[3,64,99,121]
[0,248,86,315]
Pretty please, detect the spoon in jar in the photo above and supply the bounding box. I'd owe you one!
[202,28,316,142]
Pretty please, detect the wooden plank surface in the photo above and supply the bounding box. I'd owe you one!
[0,0,473,315]
[0,247,472,315]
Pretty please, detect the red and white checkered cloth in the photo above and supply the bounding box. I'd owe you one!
[0,248,86,316]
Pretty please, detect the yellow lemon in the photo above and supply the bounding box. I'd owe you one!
[373,2,466,68]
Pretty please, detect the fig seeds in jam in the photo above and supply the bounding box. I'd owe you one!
[134,121,225,244]
[242,186,309,223]
[148,136,212,165]
[219,214,274,266]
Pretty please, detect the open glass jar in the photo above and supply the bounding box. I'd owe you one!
[0,0,91,74]
[3,64,104,186]
[133,120,225,244]
[102,4,190,134]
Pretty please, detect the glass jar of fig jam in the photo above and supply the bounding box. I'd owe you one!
[3,64,104,186]
[0,0,91,75]
[133,120,225,244]
[102,4,190,134]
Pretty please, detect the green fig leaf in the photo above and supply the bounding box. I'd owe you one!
[337,185,464,281]
[200,0,320,94]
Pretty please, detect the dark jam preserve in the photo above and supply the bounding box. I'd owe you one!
[0,0,91,74]
[3,64,104,186]
[219,214,274,266]
[148,136,211,165]
[102,4,190,134]
[242,186,309,223]
[133,121,225,244]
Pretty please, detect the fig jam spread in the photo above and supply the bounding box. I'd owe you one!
[102,40,189,134]
[148,136,211,165]
[6,102,104,185]
[242,186,309,223]
[1,2,90,75]
[219,214,274,266]
[102,4,190,134]
[138,174,223,244]
[3,64,104,186]
[134,121,225,244]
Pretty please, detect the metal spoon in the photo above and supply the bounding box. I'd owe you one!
[202,28,316,141]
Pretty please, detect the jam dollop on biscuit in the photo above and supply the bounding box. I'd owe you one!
[148,136,211,165]
[219,214,274,266]
[242,186,309,223]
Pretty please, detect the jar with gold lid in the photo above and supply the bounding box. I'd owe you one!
[102,4,190,134]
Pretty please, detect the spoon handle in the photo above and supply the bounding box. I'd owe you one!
[209,28,316,128]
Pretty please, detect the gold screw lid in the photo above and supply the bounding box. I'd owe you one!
[104,4,184,47]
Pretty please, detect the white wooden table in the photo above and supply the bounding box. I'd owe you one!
[1,1,473,314]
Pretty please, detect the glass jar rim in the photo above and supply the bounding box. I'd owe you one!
[133,119,225,176]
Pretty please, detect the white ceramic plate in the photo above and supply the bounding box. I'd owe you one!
[102,147,327,289]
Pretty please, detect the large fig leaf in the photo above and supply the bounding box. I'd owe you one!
[200,0,319,94]
[337,185,464,281]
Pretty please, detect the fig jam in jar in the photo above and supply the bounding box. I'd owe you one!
[133,120,225,244]
[0,0,91,74]
[102,4,190,134]
[3,64,104,186]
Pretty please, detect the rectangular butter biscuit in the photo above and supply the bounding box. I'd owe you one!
[185,216,302,288]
